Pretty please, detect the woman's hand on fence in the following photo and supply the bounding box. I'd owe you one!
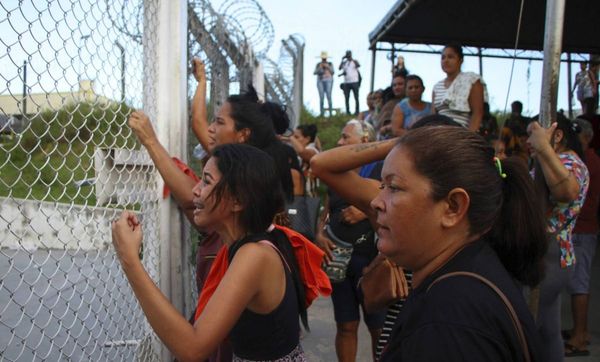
[191,58,210,149]
[112,211,143,266]
[192,57,206,85]
[129,111,158,147]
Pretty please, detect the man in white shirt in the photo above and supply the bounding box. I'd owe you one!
[339,50,361,115]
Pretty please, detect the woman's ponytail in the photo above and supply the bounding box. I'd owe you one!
[488,157,547,287]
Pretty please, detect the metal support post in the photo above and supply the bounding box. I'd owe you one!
[22,60,27,116]
[151,0,189,359]
[115,41,126,102]
[478,48,483,76]
[390,43,396,73]
[538,0,566,127]
[530,0,566,321]
[370,48,376,93]
[566,53,573,117]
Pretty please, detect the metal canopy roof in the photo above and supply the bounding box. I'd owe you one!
[369,0,600,54]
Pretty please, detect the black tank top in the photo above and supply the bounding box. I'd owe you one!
[228,235,300,360]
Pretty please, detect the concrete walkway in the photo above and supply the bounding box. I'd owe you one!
[559,245,600,361]
[302,296,372,361]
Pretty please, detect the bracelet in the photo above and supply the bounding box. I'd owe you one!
[549,171,571,189]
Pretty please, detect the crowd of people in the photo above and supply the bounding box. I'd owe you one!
[109,46,600,361]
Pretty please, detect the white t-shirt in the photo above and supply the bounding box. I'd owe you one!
[342,60,360,83]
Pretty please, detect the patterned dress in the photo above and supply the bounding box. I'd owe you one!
[544,153,589,268]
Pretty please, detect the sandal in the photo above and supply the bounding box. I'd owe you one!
[564,342,590,357]
[562,329,591,345]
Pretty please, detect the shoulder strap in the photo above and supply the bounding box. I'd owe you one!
[228,232,269,264]
[427,271,531,362]
[258,240,291,273]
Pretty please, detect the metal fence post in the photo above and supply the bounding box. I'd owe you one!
[290,38,304,128]
[152,0,188,359]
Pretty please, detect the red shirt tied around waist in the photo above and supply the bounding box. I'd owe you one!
[194,224,332,321]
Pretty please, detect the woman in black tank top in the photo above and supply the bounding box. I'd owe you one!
[112,144,308,361]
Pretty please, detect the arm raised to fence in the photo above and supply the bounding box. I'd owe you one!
[112,211,282,361]
[528,121,582,202]
[310,138,397,223]
[128,111,198,225]
[191,57,212,153]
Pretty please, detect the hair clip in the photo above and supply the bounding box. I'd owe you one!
[493,157,507,179]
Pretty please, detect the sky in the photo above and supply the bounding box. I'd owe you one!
[0,0,587,119]
[0,0,146,109]
[257,0,585,117]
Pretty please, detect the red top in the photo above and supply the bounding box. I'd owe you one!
[162,157,200,198]
[574,148,600,234]
[193,225,332,322]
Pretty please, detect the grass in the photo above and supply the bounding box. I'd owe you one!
[296,107,355,201]
[0,102,352,205]
[297,107,354,151]
[0,101,137,205]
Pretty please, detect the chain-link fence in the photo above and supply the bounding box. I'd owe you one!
[0,0,163,360]
[1,0,303,361]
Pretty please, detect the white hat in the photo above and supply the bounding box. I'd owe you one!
[319,51,330,59]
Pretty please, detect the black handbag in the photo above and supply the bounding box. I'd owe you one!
[286,195,320,242]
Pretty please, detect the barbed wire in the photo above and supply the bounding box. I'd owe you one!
[217,0,274,58]
[105,0,143,45]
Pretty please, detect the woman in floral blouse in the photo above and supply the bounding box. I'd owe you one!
[527,115,589,362]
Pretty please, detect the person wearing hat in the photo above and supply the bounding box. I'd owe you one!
[314,51,335,117]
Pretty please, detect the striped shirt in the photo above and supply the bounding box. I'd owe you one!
[433,80,470,127]
[375,270,413,360]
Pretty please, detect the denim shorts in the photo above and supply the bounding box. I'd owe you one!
[567,233,598,294]
[330,253,386,329]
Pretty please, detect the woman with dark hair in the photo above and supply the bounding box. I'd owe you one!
[527,116,589,362]
[112,144,310,361]
[312,125,546,361]
[290,124,320,163]
[284,124,320,196]
[128,59,298,361]
[391,74,432,135]
[130,58,294,227]
[189,58,294,202]
[432,44,485,131]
